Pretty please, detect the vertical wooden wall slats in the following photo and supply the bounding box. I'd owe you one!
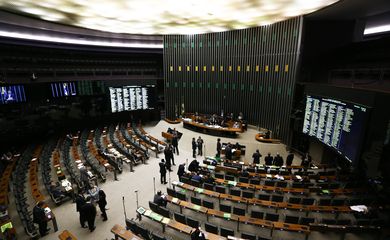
[163,17,303,142]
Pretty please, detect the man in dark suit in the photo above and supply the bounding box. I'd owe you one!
[264,153,273,166]
[159,159,167,184]
[192,138,197,158]
[188,159,199,173]
[33,201,49,236]
[169,144,176,165]
[216,138,222,158]
[75,190,87,228]
[225,143,233,160]
[172,133,179,155]
[286,151,294,166]
[273,153,284,166]
[80,199,96,232]
[252,149,262,165]
[177,164,185,182]
[164,146,172,171]
[197,137,204,156]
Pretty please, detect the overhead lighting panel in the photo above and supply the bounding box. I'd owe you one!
[0,0,339,35]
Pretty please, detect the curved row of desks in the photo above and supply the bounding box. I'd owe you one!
[172,181,352,213]
[165,194,310,234]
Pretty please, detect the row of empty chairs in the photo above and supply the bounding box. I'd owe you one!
[12,146,38,237]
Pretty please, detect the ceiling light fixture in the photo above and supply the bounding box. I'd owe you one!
[0,30,163,48]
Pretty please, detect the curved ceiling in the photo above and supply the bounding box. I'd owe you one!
[0,0,339,35]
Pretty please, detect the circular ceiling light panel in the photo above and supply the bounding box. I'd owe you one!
[0,0,339,35]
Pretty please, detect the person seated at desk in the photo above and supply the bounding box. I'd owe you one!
[224,143,233,160]
[265,130,271,139]
[153,191,167,207]
[203,172,215,184]
[49,182,67,199]
[191,227,206,240]
[232,121,240,129]
[241,168,250,178]
[191,172,202,183]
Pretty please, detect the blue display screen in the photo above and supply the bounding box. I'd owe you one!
[0,85,26,104]
[51,82,77,97]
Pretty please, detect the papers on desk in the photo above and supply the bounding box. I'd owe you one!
[266,174,273,179]
[44,207,52,217]
[87,171,94,178]
[143,209,151,216]
[172,198,179,204]
[137,207,146,215]
[223,213,231,219]
[192,205,201,211]
[162,218,170,224]
[196,188,204,193]
[150,212,163,222]
[61,179,72,191]
[295,175,302,180]
[350,205,368,213]
[274,175,284,180]
[227,181,237,186]
[172,181,179,186]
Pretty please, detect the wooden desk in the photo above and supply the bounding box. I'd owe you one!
[166,195,309,234]
[58,230,77,240]
[138,207,226,240]
[215,178,307,194]
[172,181,352,213]
[255,133,281,144]
[162,131,174,141]
[164,118,182,124]
[183,120,242,138]
[111,224,142,240]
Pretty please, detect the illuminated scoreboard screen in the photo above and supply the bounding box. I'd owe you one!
[302,95,369,162]
[109,85,156,113]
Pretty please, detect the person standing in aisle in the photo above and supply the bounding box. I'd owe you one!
[33,201,49,236]
[252,149,262,165]
[159,159,167,184]
[192,138,197,158]
[216,138,222,158]
[286,151,294,166]
[80,199,97,232]
[97,189,108,221]
[164,146,172,171]
[75,190,87,228]
[197,136,204,156]
[169,144,176,165]
[172,133,179,155]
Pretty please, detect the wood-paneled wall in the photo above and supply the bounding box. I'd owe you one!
[163,17,303,142]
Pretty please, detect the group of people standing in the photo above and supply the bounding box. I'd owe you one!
[252,150,312,167]
[75,186,108,232]
[192,136,204,158]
